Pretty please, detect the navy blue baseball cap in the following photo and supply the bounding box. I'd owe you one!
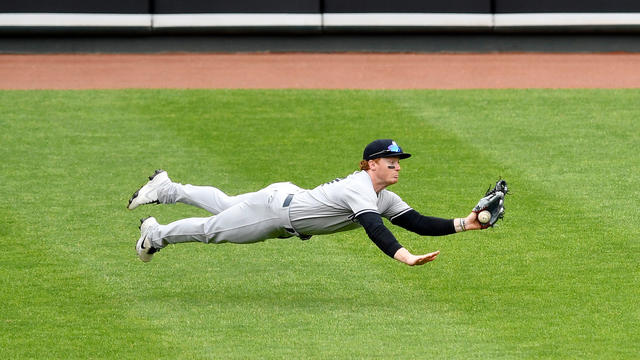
[363,139,412,160]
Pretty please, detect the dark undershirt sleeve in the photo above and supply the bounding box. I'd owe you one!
[356,212,403,258]
[390,209,456,236]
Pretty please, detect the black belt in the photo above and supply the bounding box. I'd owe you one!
[282,193,312,240]
[283,193,294,208]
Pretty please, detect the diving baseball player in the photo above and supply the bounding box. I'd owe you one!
[128,139,506,266]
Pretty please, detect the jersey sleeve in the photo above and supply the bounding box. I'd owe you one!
[344,187,379,218]
[378,190,412,221]
[342,183,379,218]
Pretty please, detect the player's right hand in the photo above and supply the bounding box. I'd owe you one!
[409,251,440,266]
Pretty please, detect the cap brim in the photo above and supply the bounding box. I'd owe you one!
[380,153,411,159]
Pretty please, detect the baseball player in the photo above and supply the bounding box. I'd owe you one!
[128,139,495,266]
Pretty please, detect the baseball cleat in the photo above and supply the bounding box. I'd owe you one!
[136,216,160,262]
[127,169,170,210]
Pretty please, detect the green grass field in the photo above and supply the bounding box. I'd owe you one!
[1,89,638,359]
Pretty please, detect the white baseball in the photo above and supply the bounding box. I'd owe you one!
[477,210,491,224]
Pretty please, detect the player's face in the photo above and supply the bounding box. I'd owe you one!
[375,157,401,185]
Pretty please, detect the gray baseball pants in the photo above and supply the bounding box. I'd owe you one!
[147,181,303,248]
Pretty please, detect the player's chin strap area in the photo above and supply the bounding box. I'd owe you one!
[282,194,312,240]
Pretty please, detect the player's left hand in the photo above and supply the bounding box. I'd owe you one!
[463,211,482,231]
[473,179,508,229]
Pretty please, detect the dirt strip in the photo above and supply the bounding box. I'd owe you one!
[1,53,640,89]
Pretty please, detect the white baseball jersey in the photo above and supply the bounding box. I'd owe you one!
[289,170,412,235]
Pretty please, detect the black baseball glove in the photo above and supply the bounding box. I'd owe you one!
[473,179,508,229]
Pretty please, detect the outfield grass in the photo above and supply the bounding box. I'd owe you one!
[1,89,638,359]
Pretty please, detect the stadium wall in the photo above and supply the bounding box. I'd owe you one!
[1,0,640,33]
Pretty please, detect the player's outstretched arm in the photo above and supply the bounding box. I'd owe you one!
[357,212,440,266]
[392,209,482,235]
[393,248,440,266]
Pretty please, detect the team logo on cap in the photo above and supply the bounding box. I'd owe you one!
[388,141,400,153]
